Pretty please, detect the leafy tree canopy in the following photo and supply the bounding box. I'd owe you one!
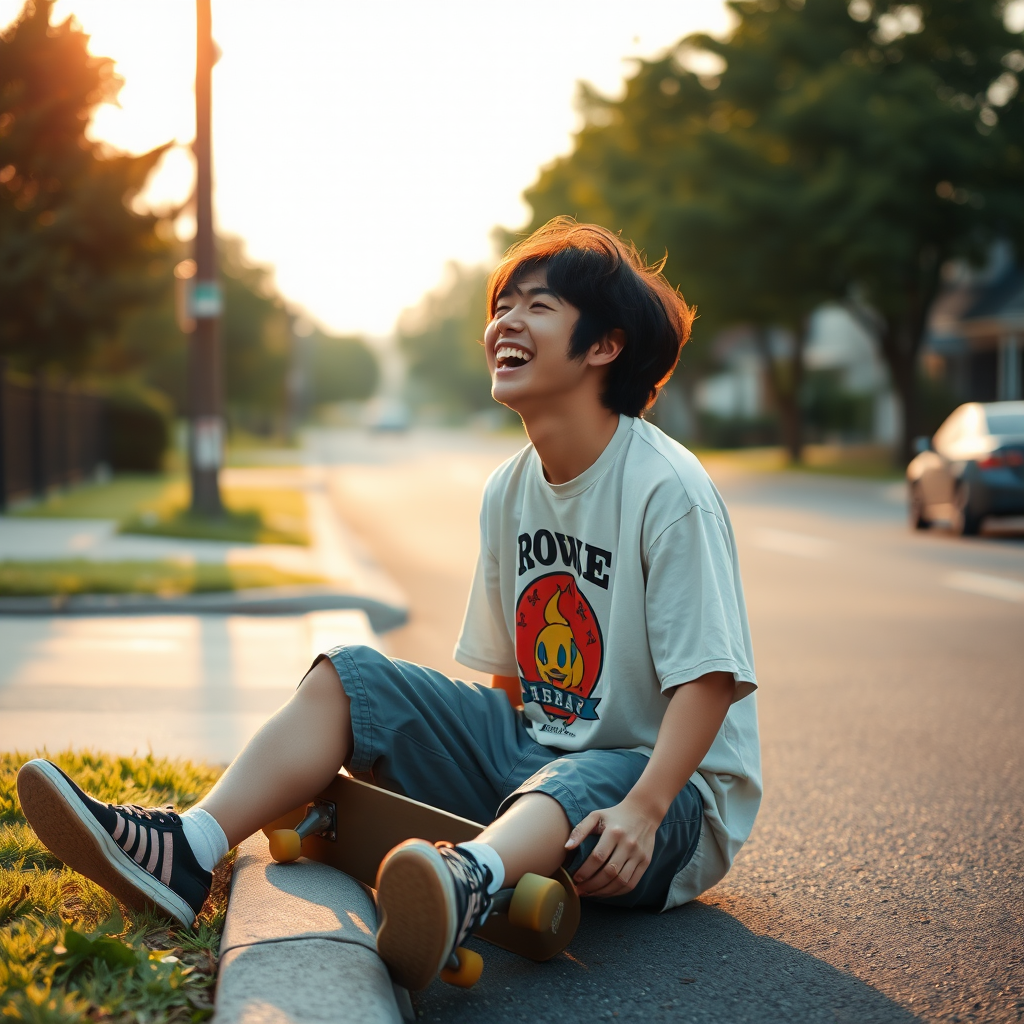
[524,0,1024,459]
[307,328,380,406]
[399,262,494,414]
[0,0,172,373]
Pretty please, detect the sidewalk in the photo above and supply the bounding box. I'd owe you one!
[0,467,403,594]
[0,467,405,763]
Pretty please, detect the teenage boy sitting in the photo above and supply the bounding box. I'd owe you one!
[18,217,760,992]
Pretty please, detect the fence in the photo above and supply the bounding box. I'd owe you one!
[0,368,106,510]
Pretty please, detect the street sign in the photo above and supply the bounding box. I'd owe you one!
[190,280,223,319]
[192,416,223,470]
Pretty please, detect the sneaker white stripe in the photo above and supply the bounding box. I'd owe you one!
[112,813,125,841]
[133,824,148,865]
[160,833,173,887]
[19,760,197,928]
[125,820,136,853]
[146,828,160,874]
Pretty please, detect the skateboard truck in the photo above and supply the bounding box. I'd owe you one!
[438,875,566,988]
[268,800,336,863]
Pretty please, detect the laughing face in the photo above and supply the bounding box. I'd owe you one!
[484,268,582,414]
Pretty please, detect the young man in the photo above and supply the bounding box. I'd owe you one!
[18,218,760,992]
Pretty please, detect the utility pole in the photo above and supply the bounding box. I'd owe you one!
[188,0,223,515]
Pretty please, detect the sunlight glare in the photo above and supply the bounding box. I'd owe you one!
[0,0,732,335]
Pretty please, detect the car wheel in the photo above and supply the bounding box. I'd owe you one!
[951,484,982,537]
[908,484,930,530]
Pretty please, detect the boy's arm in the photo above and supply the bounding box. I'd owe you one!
[565,671,734,897]
[492,674,523,709]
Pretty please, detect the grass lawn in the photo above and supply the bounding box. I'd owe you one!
[696,443,904,480]
[13,477,309,547]
[1,751,230,1023]
[0,561,324,598]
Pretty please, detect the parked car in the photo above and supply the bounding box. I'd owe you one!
[907,401,1024,535]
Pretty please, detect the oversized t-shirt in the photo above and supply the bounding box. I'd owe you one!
[454,415,761,907]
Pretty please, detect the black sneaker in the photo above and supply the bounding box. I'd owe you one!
[16,758,211,928]
[374,839,494,990]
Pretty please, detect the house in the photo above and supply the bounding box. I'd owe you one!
[926,246,1024,403]
[694,309,899,444]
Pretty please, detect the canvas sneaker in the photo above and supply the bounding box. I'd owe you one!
[16,758,211,928]
[374,839,494,990]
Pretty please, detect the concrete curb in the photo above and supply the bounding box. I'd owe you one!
[214,833,413,1024]
[0,586,408,633]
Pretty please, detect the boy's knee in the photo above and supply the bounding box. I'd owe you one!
[298,653,345,697]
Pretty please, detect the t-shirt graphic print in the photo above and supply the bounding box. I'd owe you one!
[515,570,604,725]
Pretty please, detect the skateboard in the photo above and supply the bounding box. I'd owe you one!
[261,772,580,987]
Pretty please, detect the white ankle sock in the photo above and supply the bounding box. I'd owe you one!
[457,841,505,895]
[180,807,229,872]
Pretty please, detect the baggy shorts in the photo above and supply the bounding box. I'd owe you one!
[318,645,704,910]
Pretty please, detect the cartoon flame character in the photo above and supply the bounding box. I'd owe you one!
[534,589,584,691]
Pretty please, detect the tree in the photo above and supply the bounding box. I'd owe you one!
[307,329,380,406]
[219,236,291,432]
[523,0,1024,461]
[694,0,1024,461]
[399,262,495,416]
[0,1,171,374]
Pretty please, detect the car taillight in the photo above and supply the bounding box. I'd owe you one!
[978,450,1024,469]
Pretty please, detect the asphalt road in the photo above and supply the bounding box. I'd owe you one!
[312,428,1024,1024]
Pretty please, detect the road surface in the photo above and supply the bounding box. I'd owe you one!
[312,427,1024,1024]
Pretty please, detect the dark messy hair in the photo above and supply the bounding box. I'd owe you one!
[486,217,694,417]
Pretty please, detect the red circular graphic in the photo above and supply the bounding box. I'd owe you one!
[515,572,604,724]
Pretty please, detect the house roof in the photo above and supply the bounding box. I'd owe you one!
[927,259,1024,352]
[960,264,1024,324]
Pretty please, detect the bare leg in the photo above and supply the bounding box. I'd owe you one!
[197,657,351,848]
[476,793,571,887]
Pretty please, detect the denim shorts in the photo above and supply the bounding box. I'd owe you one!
[317,644,703,910]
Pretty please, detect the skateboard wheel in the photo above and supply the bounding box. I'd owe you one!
[268,828,302,863]
[440,947,483,988]
[508,873,567,933]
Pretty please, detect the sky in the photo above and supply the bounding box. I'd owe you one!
[0,0,732,336]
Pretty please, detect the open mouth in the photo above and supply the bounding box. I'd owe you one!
[495,344,533,370]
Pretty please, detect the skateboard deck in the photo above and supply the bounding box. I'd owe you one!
[262,772,580,962]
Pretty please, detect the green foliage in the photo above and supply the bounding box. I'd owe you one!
[399,263,495,414]
[801,369,875,440]
[219,237,290,433]
[307,330,380,405]
[0,751,226,1022]
[523,0,1024,458]
[12,476,176,520]
[105,387,171,473]
[0,1,173,375]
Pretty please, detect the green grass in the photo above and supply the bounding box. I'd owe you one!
[14,478,309,546]
[1,751,230,1023]
[12,478,173,522]
[0,560,324,598]
[696,443,904,480]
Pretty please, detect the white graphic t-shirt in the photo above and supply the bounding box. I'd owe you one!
[454,415,761,906]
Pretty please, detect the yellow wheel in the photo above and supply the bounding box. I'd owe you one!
[440,947,483,988]
[508,873,567,933]
[268,828,302,863]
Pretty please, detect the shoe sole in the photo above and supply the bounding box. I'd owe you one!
[16,759,196,928]
[375,840,457,991]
